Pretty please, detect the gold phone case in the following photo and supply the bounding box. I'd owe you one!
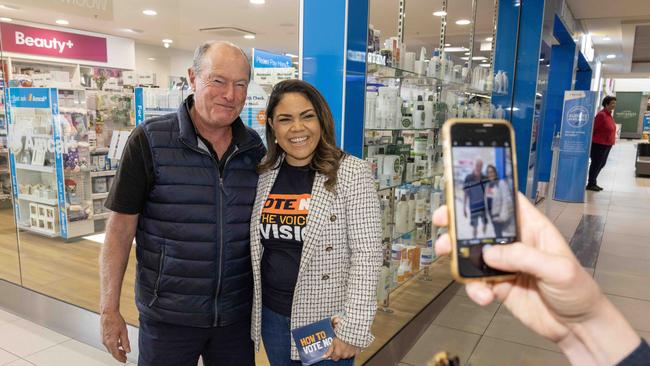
[442,118,519,283]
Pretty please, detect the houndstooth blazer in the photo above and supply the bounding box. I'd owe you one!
[250,154,382,360]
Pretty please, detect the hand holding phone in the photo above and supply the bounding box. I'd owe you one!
[442,119,519,282]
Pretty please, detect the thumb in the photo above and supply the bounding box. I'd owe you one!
[324,342,334,358]
[482,243,576,284]
[120,328,131,353]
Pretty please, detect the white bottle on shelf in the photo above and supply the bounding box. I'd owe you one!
[496,105,505,119]
[495,71,503,93]
[424,95,434,129]
[413,95,426,129]
[407,192,416,231]
[502,72,509,94]
[365,91,377,129]
[395,194,409,234]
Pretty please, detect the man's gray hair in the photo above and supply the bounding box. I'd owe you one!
[191,40,251,78]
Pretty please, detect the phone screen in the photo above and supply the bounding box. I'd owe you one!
[450,123,518,278]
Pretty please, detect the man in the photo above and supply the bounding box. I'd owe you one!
[463,159,488,238]
[99,41,265,366]
[587,95,617,191]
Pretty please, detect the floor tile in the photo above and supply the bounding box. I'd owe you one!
[0,319,68,357]
[4,360,36,366]
[569,215,605,268]
[600,234,650,262]
[595,271,650,301]
[401,325,480,366]
[484,307,560,353]
[433,296,499,335]
[467,336,569,366]
[0,348,19,365]
[607,295,650,333]
[25,339,124,366]
[0,310,19,326]
[595,253,650,278]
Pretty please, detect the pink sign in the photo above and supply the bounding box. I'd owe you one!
[0,23,107,62]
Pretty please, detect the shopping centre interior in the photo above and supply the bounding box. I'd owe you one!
[0,0,650,365]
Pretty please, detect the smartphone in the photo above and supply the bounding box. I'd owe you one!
[442,119,519,282]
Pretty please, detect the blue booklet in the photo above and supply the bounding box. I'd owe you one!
[291,317,336,366]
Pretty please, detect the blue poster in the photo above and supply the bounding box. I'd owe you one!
[553,91,597,203]
[643,113,650,134]
[50,89,68,238]
[8,88,51,109]
[252,49,292,69]
[135,87,144,126]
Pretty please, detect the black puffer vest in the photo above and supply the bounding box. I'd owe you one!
[135,97,265,327]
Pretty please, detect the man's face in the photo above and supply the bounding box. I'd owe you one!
[474,160,483,174]
[188,45,250,128]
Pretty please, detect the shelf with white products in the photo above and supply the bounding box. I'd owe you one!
[18,194,58,206]
[145,109,177,116]
[91,192,109,200]
[15,164,55,173]
[93,212,110,220]
[0,193,11,200]
[58,106,88,114]
[376,171,443,192]
[17,224,59,238]
[90,170,117,177]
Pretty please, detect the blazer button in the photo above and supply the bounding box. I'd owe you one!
[330,214,337,222]
[322,275,330,281]
[325,246,333,252]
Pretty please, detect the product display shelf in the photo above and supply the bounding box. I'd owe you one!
[91,192,109,200]
[14,163,56,173]
[17,223,59,238]
[17,194,58,206]
[90,170,116,178]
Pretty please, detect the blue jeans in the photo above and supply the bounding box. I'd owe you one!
[261,306,354,366]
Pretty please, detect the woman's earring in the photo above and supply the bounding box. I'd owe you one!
[274,139,278,144]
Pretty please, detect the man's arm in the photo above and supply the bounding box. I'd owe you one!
[99,212,138,363]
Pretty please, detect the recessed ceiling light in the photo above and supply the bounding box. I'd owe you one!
[456,19,471,25]
[285,53,298,58]
[603,37,611,41]
[443,47,469,52]
[0,4,19,10]
[606,54,616,59]
[444,43,451,47]
[485,37,493,42]
[147,57,156,61]
[56,19,69,25]
[244,34,256,39]
[250,0,265,4]
[0,17,12,22]
[123,28,143,34]
[142,9,157,16]
[433,10,447,17]
[162,39,173,43]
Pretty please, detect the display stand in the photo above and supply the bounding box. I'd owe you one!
[134,87,188,126]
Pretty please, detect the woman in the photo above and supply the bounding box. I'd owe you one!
[249,79,382,365]
[587,95,617,191]
[485,165,513,238]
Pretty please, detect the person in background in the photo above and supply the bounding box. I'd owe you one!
[99,41,265,365]
[587,95,617,191]
[463,159,488,238]
[432,193,650,366]
[484,165,514,238]
[249,79,382,365]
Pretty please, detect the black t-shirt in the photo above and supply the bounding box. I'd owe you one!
[260,161,315,316]
[105,98,242,214]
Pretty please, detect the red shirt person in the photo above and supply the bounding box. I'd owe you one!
[587,96,617,191]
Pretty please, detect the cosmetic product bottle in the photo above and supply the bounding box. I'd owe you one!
[407,192,416,231]
[424,95,434,129]
[495,71,503,93]
[502,71,509,93]
[496,104,505,119]
[395,194,409,234]
[413,95,426,129]
[400,93,413,129]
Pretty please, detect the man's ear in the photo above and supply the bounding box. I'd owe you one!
[188,67,196,90]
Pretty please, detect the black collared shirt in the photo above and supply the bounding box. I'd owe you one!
[105,97,247,215]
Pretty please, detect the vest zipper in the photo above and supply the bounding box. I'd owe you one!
[148,244,166,307]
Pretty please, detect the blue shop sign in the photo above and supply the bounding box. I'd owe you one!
[252,49,292,68]
[9,88,51,109]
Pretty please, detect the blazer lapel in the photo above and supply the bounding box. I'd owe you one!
[298,172,334,277]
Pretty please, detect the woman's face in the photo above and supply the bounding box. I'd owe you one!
[606,100,617,112]
[270,92,322,166]
[487,168,497,181]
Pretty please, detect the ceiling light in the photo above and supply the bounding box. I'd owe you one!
[56,19,69,25]
[485,37,493,42]
[603,37,611,41]
[249,0,265,3]
[0,4,19,10]
[123,28,143,34]
[480,63,491,67]
[164,43,170,48]
[285,53,298,58]
[433,10,447,17]
[162,39,173,43]
[148,57,156,61]
[0,17,12,22]
[606,54,616,59]
[456,19,471,25]
[461,56,488,61]
[244,34,256,39]
[444,43,451,47]
[142,9,157,16]
[443,47,469,52]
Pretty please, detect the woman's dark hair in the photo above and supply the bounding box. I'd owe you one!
[602,95,616,108]
[486,165,498,180]
[257,79,345,191]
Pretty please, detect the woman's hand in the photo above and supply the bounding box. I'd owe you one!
[433,193,640,365]
[324,338,361,361]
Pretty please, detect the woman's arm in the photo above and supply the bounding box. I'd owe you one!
[335,158,383,348]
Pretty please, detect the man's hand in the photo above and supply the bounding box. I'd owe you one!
[324,338,361,361]
[100,311,131,363]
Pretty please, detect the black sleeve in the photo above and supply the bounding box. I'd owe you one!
[616,339,650,366]
[105,126,154,214]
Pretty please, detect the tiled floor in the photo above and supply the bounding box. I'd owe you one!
[401,140,650,365]
[0,141,648,366]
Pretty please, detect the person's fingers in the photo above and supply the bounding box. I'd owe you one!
[324,344,334,359]
[432,205,448,227]
[434,234,451,257]
[465,282,495,306]
[483,243,577,285]
[119,327,131,353]
[106,339,125,362]
[490,280,514,303]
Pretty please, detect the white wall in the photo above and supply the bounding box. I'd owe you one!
[614,78,650,92]
[134,43,193,87]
